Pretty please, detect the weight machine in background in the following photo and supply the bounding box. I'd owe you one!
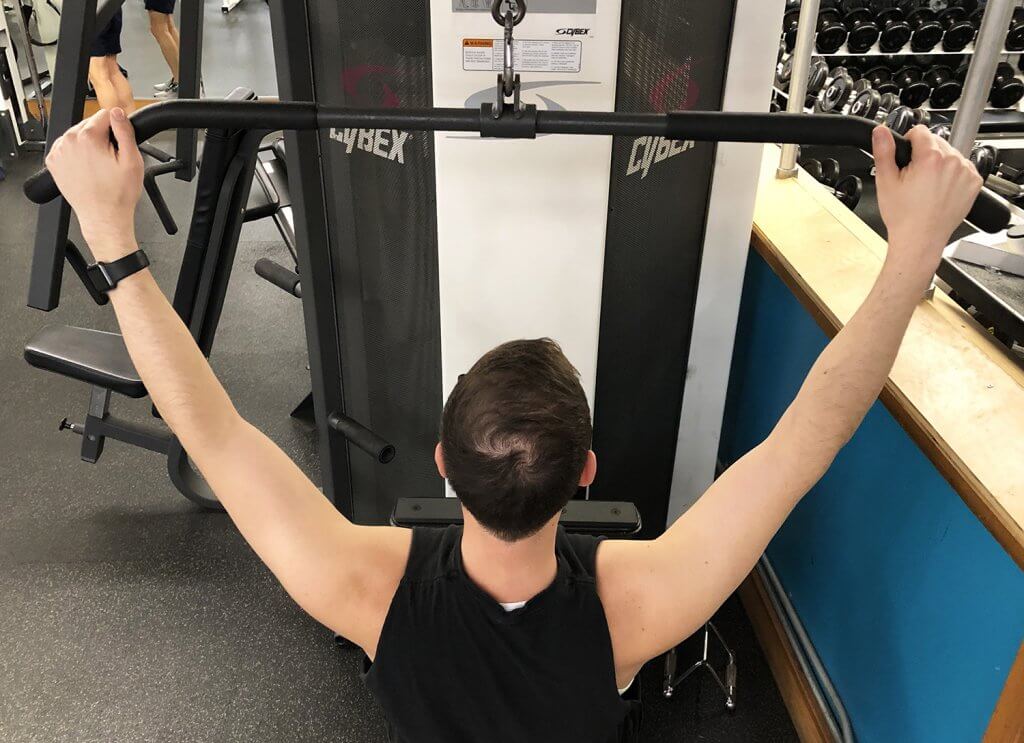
[0,0,51,176]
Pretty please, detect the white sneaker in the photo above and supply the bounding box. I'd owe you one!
[154,81,179,99]
[153,77,176,92]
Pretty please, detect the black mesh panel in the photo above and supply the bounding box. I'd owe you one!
[591,1,738,538]
[309,2,444,524]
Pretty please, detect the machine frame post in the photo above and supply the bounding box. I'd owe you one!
[27,0,100,311]
[175,0,204,180]
[267,0,355,516]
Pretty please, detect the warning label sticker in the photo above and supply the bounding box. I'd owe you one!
[462,38,582,74]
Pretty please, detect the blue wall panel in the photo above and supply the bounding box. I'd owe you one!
[720,251,1024,743]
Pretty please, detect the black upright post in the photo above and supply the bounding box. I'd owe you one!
[27,0,98,311]
[175,0,203,180]
[267,0,354,516]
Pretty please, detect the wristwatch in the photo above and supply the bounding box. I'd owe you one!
[84,249,151,294]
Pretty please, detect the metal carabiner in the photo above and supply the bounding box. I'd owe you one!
[491,0,527,27]
[503,10,516,97]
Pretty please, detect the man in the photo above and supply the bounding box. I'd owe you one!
[145,0,181,99]
[88,11,135,113]
[44,109,982,743]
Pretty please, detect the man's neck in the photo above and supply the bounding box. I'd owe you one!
[460,514,558,604]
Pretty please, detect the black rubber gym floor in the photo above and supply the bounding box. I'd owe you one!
[0,146,796,742]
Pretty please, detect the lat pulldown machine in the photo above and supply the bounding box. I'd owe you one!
[22,0,1007,523]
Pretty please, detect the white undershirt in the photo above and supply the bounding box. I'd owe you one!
[498,601,634,696]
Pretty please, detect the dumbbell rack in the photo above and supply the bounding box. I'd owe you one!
[775,1,1024,119]
[776,1,1024,356]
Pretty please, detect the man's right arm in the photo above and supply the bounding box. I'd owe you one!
[598,126,984,676]
[45,109,410,655]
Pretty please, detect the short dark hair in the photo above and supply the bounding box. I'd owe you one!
[440,339,592,542]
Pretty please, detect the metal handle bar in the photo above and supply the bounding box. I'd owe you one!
[23,100,1011,232]
[327,412,395,465]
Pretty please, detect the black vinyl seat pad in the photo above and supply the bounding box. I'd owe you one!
[24,325,147,398]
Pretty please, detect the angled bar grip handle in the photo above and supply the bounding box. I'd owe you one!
[328,412,395,465]
[23,100,318,205]
[143,160,185,235]
[64,240,109,306]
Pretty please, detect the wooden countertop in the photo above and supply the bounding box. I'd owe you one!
[751,145,1024,570]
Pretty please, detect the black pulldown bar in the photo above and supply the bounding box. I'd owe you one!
[24,100,1011,233]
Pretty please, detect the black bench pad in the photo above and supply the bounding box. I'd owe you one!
[392,498,642,536]
[24,325,147,399]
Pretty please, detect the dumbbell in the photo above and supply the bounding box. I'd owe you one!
[938,6,976,52]
[814,66,856,113]
[800,155,840,188]
[903,4,944,53]
[801,157,862,210]
[877,7,913,53]
[850,88,901,123]
[843,6,880,53]
[776,56,829,94]
[991,61,1024,109]
[801,157,825,182]
[820,156,841,187]
[970,145,999,180]
[925,65,963,109]
[1007,7,1024,53]
[832,175,863,210]
[808,58,831,100]
[927,117,1002,180]
[894,65,932,108]
[782,0,801,52]
[885,104,931,135]
[815,5,849,54]
[864,65,900,96]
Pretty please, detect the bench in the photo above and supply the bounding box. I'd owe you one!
[24,325,145,399]
[392,497,642,536]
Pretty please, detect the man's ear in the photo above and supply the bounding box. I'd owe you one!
[434,442,447,479]
[579,450,597,487]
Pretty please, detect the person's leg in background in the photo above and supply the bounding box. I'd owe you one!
[88,56,120,110]
[107,57,136,113]
[146,0,180,98]
[88,10,134,112]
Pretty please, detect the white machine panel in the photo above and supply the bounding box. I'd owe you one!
[430,0,622,405]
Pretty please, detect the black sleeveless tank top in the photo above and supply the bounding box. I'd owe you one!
[362,525,643,743]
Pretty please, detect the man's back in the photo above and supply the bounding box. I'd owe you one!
[364,526,643,743]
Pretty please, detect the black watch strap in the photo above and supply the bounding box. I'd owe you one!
[85,250,150,293]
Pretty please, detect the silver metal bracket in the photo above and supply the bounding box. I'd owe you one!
[662,621,737,711]
[491,0,526,117]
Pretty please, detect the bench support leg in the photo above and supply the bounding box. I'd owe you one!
[80,386,112,463]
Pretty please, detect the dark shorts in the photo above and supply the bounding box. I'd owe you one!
[144,0,176,14]
[90,9,122,58]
